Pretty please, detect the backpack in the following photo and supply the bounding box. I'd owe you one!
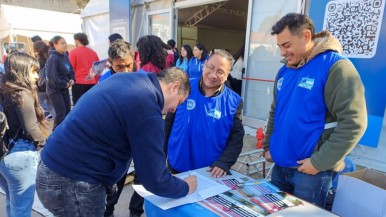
[0,104,10,159]
[0,103,20,159]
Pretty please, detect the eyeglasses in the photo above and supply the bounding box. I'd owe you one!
[205,64,226,78]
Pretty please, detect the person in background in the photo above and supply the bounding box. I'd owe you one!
[99,39,135,83]
[108,33,141,72]
[36,67,197,217]
[0,52,48,217]
[228,45,244,95]
[167,39,179,66]
[126,34,172,217]
[69,33,100,105]
[264,13,367,208]
[186,43,208,79]
[2,47,17,64]
[136,35,170,74]
[108,33,123,45]
[31,35,42,43]
[166,49,245,178]
[102,39,136,217]
[175,44,193,72]
[33,41,56,119]
[46,36,75,130]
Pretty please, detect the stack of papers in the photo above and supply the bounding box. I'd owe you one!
[133,171,230,210]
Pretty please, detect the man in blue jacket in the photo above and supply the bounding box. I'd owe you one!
[165,49,245,178]
[36,67,197,216]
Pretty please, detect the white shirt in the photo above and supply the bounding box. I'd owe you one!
[230,57,243,80]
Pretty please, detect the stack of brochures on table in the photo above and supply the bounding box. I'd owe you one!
[200,178,303,217]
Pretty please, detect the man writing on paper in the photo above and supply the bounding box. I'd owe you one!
[165,49,245,178]
[35,67,197,216]
[263,13,367,208]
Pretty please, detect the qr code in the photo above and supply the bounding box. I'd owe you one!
[323,0,385,58]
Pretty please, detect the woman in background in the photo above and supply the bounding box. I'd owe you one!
[176,44,193,72]
[186,43,208,79]
[33,41,56,119]
[46,36,74,130]
[228,45,244,95]
[136,35,169,74]
[0,52,48,217]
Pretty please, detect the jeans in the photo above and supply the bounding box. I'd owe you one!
[0,139,39,217]
[36,161,106,217]
[48,89,71,130]
[270,164,333,208]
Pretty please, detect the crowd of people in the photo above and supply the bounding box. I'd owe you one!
[0,12,367,217]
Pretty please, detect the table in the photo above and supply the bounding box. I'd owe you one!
[144,167,338,217]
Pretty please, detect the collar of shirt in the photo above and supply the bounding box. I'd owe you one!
[199,78,224,97]
[110,67,117,75]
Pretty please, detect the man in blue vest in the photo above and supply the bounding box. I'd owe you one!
[165,49,245,178]
[264,13,367,208]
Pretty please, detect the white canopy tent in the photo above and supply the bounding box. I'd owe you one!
[0,4,81,54]
[80,0,110,59]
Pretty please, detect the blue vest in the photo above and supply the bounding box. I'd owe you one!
[168,79,241,172]
[270,51,346,167]
[186,57,206,79]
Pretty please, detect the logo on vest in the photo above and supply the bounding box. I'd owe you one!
[186,99,196,110]
[208,109,221,120]
[277,77,284,91]
[298,77,315,90]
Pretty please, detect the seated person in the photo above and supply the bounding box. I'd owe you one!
[165,49,245,178]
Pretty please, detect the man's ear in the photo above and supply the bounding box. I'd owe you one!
[171,81,181,95]
[303,29,312,42]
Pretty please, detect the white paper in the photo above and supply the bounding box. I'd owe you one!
[133,171,230,210]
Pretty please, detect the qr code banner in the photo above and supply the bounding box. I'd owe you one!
[323,0,385,58]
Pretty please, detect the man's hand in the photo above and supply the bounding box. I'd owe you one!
[207,166,227,178]
[297,158,320,175]
[263,151,274,163]
[184,175,197,194]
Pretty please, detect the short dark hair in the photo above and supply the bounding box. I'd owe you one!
[31,35,42,43]
[74,33,89,46]
[157,67,190,96]
[108,39,133,61]
[167,39,176,48]
[108,33,123,43]
[271,13,315,38]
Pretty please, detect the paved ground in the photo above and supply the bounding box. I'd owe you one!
[1,128,265,217]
